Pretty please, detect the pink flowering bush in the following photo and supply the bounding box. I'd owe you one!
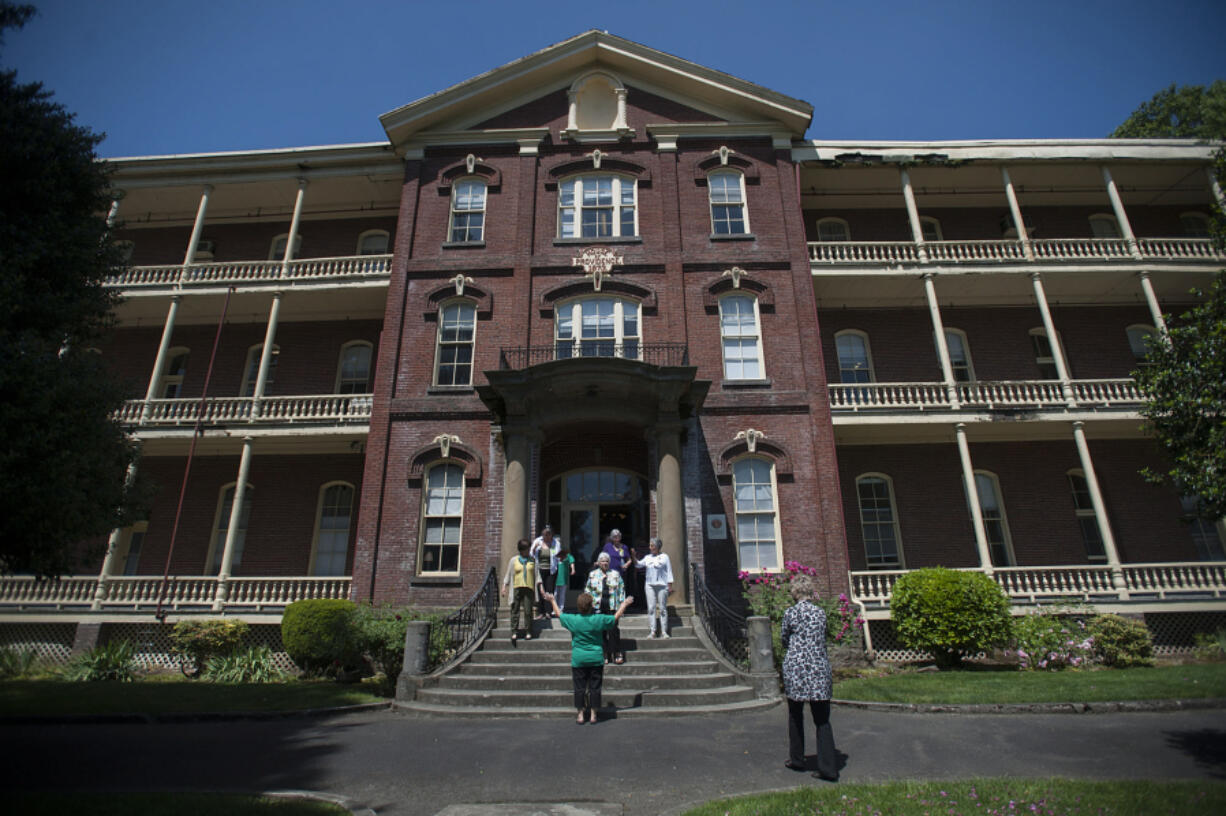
[1012,610,1096,671]
[739,561,865,666]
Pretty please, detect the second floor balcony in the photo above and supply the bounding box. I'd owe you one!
[116,394,373,431]
[809,237,1224,269]
[828,378,1142,415]
[107,254,393,291]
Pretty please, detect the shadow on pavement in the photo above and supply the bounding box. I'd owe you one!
[1164,728,1226,778]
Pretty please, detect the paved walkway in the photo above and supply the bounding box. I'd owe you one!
[5,704,1225,815]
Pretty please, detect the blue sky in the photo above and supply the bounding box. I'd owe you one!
[4,0,1224,158]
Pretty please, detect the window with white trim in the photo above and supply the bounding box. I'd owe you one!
[1181,495,1226,561]
[208,483,252,575]
[357,230,389,255]
[1126,324,1160,368]
[920,216,943,241]
[449,179,486,243]
[1029,328,1063,380]
[159,347,190,398]
[558,175,636,238]
[856,474,903,568]
[973,471,1014,566]
[269,233,301,260]
[555,297,640,360]
[435,302,476,386]
[733,457,780,571]
[336,341,372,394]
[816,218,849,242]
[311,482,354,577]
[1180,212,1211,238]
[719,294,763,379]
[709,170,748,235]
[1089,214,1121,239]
[835,330,874,383]
[421,463,464,574]
[1068,470,1106,561]
[242,344,278,397]
[944,329,974,382]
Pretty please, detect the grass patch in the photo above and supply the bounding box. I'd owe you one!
[9,792,348,815]
[834,663,1226,704]
[0,678,385,717]
[681,779,1226,816]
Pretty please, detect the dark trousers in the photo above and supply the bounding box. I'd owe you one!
[787,699,837,778]
[539,571,556,616]
[572,664,603,710]
[601,623,620,661]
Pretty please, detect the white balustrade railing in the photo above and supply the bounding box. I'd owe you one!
[1122,562,1226,598]
[1030,237,1133,260]
[809,242,918,264]
[956,380,1067,408]
[1137,237,1226,261]
[1070,378,1143,405]
[828,379,1141,413]
[116,394,374,427]
[106,254,392,289]
[924,240,1028,263]
[0,575,98,607]
[809,237,1221,267]
[0,575,352,610]
[828,382,949,411]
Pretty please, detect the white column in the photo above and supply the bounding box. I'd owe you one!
[1101,166,1140,258]
[954,423,993,573]
[105,196,122,228]
[214,437,255,610]
[614,88,628,131]
[1001,167,1033,260]
[93,458,141,610]
[899,167,928,262]
[1207,167,1225,210]
[922,273,960,409]
[251,179,307,415]
[1138,271,1169,336]
[141,296,181,421]
[566,92,578,132]
[181,185,213,275]
[279,179,308,276]
[1071,422,1128,595]
[1031,272,1076,406]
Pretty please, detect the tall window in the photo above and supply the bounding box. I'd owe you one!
[555,297,640,359]
[920,216,943,241]
[733,458,780,571]
[269,233,301,260]
[208,484,252,575]
[1126,324,1159,368]
[856,475,903,568]
[1089,214,1121,239]
[973,471,1014,566]
[1068,470,1106,561]
[719,295,762,380]
[558,175,636,238]
[1181,496,1226,561]
[435,302,476,386]
[421,463,464,574]
[944,329,974,382]
[816,218,850,242]
[1180,212,1211,238]
[709,170,748,235]
[1029,328,1062,380]
[336,342,372,393]
[159,347,190,398]
[119,521,148,576]
[449,179,486,243]
[312,483,354,577]
[835,330,874,383]
[242,344,278,397]
[357,230,389,255]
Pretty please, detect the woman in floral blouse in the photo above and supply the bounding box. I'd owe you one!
[585,552,626,664]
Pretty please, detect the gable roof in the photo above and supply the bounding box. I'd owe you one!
[379,30,813,149]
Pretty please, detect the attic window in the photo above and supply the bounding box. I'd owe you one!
[564,72,633,143]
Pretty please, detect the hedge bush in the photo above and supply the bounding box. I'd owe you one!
[281,599,360,676]
[1088,613,1154,668]
[352,604,452,684]
[169,619,249,677]
[64,640,137,682]
[891,567,1013,668]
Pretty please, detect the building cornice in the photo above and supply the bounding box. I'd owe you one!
[793,139,1222,164]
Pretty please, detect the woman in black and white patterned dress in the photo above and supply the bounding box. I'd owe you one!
[780,574,837,780]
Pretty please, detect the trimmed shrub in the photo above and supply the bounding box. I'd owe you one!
[203,645,284,683]
[890,567,1013,668]
[352,604,453,684]
[64,640,137,682]
[281,599,360,676]
[1193,628,1226,661]
[1088,614,1154,668]
[1012,610,1095,671]
[169,619,249,678]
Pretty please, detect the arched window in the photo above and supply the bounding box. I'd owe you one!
[336,341,373,394]
[816,217,850,242]
[421,463,464,574]
[435,302,477,386]
[709,170,748,235]
[973,471,1014,567]
[1126,324,1160,368]
[357,230,390,255]
[242,344,279,397]
[1180,495,1226,561]
[555,297,640,360]
[1067,470,1106,561]
[834,330,874,383]
[449,179,486,243]
[558,175,637,238]
[1028,328,1064,380]
[159,347,190,398]
[1180,212,1211,238]
[207,483,253,575]
[1089,214,1121,239]
[920,216,943,242]
[944,329,974,382]
[733,457,780,571]
[269,233,302,260]
[856,474,903,568]
[719,294,763,380]
[311,482,354,577]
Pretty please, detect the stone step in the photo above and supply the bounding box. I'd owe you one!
[468,646,711,664]
[397,697,780,718]
[497,623,697,638]
[456,660,721,677]
[439,671,737,691]
[414,685,759,709]
[477,635,704,651]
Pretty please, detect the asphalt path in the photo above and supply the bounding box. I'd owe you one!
[4,705,1226,815]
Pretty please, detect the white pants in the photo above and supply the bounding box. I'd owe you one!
[646,583,669,634]
[554,575,568,612]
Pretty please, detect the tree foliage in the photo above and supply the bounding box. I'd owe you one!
[0,3,145,575]
[1111,81,1226,141]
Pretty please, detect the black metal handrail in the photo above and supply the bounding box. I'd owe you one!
[426,566,499,672]
[499,343,689,370]
[692,567,750,668]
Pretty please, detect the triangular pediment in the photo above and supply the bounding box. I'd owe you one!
[380,31,812,151]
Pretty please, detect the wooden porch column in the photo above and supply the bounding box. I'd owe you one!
[1031,271,1076,407]
[898,167,928,263]
[1137,271,1169,337]
[653,420,688,602]
[93,458,140,610]
[1001,167,1033,259]
[922,272,960,409]
[1101,165,1141,259]
[214,436,255,610]
[954,423,993,574]
[1071,421,1128,596]
[251,179,307,418]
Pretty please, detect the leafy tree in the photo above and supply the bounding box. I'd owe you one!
[1111,81,1226,141]
[890,568,1013,669]
[0,3,145,575]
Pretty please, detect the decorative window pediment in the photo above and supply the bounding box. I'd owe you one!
[407,437,483,483]
[702,269,773,312]
[716,434,793,479]
[438,156,501,190]
[423,280,493,318]
[539,278,656,316]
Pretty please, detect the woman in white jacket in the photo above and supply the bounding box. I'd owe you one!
[636,537,674,638]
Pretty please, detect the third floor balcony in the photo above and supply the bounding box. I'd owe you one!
[106,254,393,292]
[828,378,1142,418]
[809,237,1223,268]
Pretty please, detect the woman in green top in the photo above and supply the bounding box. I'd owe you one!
[544,590,633,724]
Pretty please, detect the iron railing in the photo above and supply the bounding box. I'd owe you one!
[692,567,749,668]
[498,343,689,370]
[426,566,499,672]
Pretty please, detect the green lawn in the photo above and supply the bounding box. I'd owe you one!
[682,779,1226,816]
[8,793,348,815]
[834,663,1226,704]
[0,678,386,717]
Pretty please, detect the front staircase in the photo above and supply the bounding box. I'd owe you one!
[398,606,777,717]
